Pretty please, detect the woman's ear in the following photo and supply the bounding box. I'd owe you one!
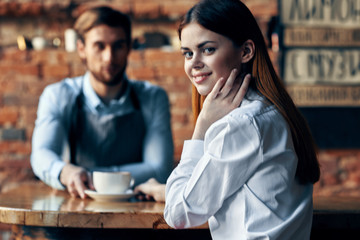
[241,40,255,63]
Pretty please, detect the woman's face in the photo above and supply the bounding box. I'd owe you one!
[180,23,244,96]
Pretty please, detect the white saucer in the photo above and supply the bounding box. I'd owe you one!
[85,189,136,202]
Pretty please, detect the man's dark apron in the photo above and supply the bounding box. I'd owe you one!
[68,81,146,169]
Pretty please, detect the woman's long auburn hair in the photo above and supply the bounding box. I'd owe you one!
[179,0,320,184]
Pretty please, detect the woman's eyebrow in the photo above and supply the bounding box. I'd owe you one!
[197,41,216,48]
[181,41,216,50]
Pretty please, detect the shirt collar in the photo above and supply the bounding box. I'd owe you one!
[241,87,267,107]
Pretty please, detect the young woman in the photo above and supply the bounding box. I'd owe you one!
[162,0,320,239]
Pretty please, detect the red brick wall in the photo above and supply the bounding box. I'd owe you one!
[0,0,359,197]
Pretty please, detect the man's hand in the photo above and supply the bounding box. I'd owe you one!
[134,178,165,202]
[60,164,94,199]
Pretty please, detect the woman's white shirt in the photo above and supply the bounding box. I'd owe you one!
[164,89,313,240]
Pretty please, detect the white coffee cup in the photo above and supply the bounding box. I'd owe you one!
[93,171,134,194]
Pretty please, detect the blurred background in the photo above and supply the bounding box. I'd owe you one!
[0,0,359,236]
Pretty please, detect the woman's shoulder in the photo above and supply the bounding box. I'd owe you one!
[224,89,289,137]
[206,91,269,139]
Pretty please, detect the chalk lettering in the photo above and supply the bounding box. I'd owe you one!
[284,49,360,84]
[282,0,360,26]
[286,86,360,106]
[284,28,360,46]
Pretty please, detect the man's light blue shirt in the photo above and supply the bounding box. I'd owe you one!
[31,73,174,189]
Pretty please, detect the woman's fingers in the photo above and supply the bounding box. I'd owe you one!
[208,68,238,100]
[208,77,225,99]
[208,70,251,105]
[219,69,238,98]
[219,70,251,106]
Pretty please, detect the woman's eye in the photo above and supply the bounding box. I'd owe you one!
[182,51,193,59]
[204,47,215,54]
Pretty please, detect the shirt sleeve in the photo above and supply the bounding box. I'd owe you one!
[30,84,70,190]
[164,114,263,229]
[110,87,174,185]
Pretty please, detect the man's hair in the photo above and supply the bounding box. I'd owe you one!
[74,6,131,46]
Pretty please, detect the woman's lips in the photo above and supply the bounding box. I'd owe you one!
[193,72,211,84]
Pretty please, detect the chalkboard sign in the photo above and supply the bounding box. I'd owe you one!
[279,0,360,148]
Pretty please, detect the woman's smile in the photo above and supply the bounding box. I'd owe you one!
[192,72,212,84]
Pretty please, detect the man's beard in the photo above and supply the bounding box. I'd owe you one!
[90,64,126,87]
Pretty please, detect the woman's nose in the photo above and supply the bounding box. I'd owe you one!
[191,54,204,69]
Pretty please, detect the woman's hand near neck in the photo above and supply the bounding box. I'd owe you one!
[192,71,251,140]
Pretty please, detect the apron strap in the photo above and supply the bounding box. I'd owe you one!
[69,82,82,165]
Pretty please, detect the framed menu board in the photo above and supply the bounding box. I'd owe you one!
[279,0,360,148]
